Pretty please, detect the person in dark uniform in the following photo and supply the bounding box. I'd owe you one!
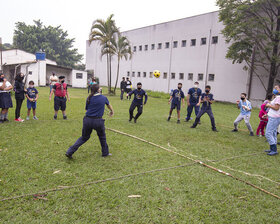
[49,76,70,120]
[186,82,202,122]
[14,72,26,122]
[0,72,13,123]
[126,77,132,100]
[127,82,148,123]
[66,84,114,159]
[167,83,185,123]
[120,77,126,100]
[191,85,218,131]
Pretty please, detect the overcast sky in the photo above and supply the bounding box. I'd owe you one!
[0,0,219,63]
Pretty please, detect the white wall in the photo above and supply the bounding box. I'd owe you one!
[86,11,255,104]
[71,70,87,88]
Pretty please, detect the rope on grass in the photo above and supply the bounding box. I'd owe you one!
[0,162,197,202]
[107,128,280,200]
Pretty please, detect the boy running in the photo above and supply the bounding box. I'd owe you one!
[167,83,185,123]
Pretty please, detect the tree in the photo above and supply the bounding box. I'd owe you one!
[217,0,280,97]
[111,35,132,94]
[13,20,83,68]
[89,14,119,94]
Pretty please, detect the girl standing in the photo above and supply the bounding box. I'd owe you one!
[0,73,13,123]
[14,73,26,122]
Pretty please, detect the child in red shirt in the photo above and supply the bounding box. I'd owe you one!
[256,94,273,136]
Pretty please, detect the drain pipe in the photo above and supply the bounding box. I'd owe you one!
[204,29,212,88]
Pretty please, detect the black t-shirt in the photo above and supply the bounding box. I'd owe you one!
[14,81,25,100]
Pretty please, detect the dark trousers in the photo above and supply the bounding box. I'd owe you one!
[186,104,200,120]
[129,102,143,120]
[15,99,24,119]
[120,90,125,100]
[67,117,109,156]
[193,107,216,129]
[126,89,131,100]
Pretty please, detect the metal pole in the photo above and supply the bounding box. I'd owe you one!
[204,29,212,88]
[167,36,173,93]
[0,37,3,71]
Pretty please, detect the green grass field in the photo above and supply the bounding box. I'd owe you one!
[0,87,280,223]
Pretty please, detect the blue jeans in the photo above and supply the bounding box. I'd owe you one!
[186,104,200,120]
[67,117,109,156]
[265,117,280,145]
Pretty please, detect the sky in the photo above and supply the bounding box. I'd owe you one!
[0,0,219,63]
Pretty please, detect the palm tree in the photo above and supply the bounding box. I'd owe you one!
[89,14,119,93]
[111,35,132,94]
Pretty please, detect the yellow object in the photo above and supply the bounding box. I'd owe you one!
[153,70,160,78]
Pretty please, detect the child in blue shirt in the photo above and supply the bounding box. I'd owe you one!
[232,93,254,136]
[167,83,185,123]
[127,82,148,123]
[190,85,217,131]
[25,81,39,120]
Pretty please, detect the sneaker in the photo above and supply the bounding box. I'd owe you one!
[102,153,112,157]
[3,118,9,122]
[232,129,238,132]
[26,116,30,121]
[250,132,254,136]
[198,121,201,125]
[63,116,67,120]
[134,118,137,123]
[54,115,57,120]
[264,150,271,153]
[177,120,180,124]
[267,151,278,156]
[212,128,218,132]
[185,118,190,122]
[167,116,171,121]
[65,153,73,159]
[190,125,196,128]
[0,120,4,123]
[33,116,38,120]
[16,118,24,122]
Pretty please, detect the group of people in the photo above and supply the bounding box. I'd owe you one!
[1,71,280,158]
[0,72,70,123]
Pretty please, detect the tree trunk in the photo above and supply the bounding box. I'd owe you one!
[114,57,120,94]
[266,6,280,98]
[109,54,112,94]
[106,53,110,94]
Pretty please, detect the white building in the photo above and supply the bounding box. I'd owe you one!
[86,11,269,105]
[1,49,87,88]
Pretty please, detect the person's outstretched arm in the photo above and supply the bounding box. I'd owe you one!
[106,104,114,117]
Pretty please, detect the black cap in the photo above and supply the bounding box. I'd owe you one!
[58,76,65,79]
[137,82,142,85]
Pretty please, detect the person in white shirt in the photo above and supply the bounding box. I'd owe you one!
[265,84,280,156]
[49,72,58,93]
[0,72,13,123]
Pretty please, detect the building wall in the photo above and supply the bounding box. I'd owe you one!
[86,11,269,104]
[71,70,87,88]
[46,66,72,86]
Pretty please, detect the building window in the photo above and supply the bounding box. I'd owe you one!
[76,73,83,79]
[143,72,147,78]
[198,73,204,81]
[165,42,170,49]
[191,39,196,46]
[133,46,136,52]
[151,44,155,50]
[201,38,207,45]
[145,45,148,51]
[139,46,142,51]
[149,72,153,78]
[158,43,162,49]
[188,73,193,81]
[132,72,135,77]
[171,73,175,79]
[179,73,184,80]
[28,71,32,75]
[212,36,218,44]
[127,71,130,77]
[138,72,141,77]
[208,74,215,81]
[163,72,168,79]
[182,40,187,47]
[173,41,178,48]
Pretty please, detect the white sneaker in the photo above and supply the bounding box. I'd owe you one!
[26,116,30,121]
[33,116,38,120]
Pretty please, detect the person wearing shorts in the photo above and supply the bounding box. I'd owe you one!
[167,83,185,123]
[26,80,39,120]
